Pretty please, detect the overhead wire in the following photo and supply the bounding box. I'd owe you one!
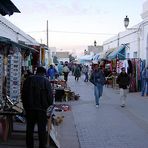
[27,30,117,36]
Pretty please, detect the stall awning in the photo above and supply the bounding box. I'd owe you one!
[98,48,115,61]
[107,45,126,60]
[0,0,20,16]
[0,36,11,42]
[79,54,93,61]
[17,43,39,53]
[0,36,39,53]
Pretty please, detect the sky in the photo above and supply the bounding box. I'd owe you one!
[5,0,145,55]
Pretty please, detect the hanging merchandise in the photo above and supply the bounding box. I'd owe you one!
[6,52,22,102]
[136,59,141,91]
[0,54,3,102]
[111,59,117,70]
[127,59,133,75]
[116,60,124,74]
[129,59,141,92]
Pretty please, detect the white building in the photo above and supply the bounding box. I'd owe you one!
[103,0,148,65]
[0,15,54,68]
[0,15,39,45]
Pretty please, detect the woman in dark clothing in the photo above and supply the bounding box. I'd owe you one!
[74,65,81,81]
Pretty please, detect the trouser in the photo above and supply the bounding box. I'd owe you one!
[75,76,79,81]
[94,84,103,105]
[120,88,128,105]
[26,110,47,148]
[63,72,68,81]
[84,73,88,82]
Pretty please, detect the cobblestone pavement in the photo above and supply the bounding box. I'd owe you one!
[68,75,148,148]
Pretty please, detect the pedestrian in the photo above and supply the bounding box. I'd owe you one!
[141,66,148,96]
[83,65,89,82]
[63,63,70,82]
[57,62,63,76]
[89,65,106,107]
[47,64,57,80]
[116,67,130,107]
[74,64,81,81]
[22,66,53,148]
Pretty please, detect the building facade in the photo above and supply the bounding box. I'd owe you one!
[103,0,148,66]
[0,15,38,45]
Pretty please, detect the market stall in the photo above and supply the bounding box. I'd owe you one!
[0,37,38,141]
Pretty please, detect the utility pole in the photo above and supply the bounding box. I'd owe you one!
[47,20,48,47]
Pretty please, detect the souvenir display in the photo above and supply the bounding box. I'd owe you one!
[6,52,22,102]
[0,54,3,102]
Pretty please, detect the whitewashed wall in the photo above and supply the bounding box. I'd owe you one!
[103,0,148,65]
[0,15,39,45]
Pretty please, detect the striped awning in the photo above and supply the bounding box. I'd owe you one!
[107,45,126,60]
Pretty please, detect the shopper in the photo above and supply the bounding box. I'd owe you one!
[63,63,70,82]
[22,66,53,148]
[89,65,105,107]
[83,65,89,82]
[116,67,130,107]
[74,64,81,81]
[47,64,57,80]
[141,66,148,96]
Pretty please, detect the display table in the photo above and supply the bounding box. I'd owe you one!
[55,87,65,102]
[0,111,22,141]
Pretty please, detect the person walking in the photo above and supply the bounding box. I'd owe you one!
[57,62,63,76]
[89,65,105,107]
[116,67,130,107]
[63,63,70,82]
[74,64,81,81]
[141,66,148,96]
[22,67,53,148]
[83,65,89,82]
[47,64,57,80]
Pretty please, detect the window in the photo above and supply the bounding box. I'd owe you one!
[127,53,130,58]
[133,52,138,58]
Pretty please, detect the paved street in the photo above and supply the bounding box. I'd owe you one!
[1,74,148,148]
[68,74,148,148]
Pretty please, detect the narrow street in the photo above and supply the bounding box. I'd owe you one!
[68,74,148,148]
[0,74,148,148]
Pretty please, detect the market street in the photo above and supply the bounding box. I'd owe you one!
[68,74,148,148]
[1,74,148,148]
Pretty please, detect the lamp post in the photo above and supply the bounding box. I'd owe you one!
[123,15,141,58]
[124,15,129,29]
[124,15,148,64]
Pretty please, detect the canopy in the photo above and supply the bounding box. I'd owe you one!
[107,45,126,60]
[0,36,38,53]
[98,48,115,61]
[92,53,100,63]
[79,54,93,61]
[0,0,20,16]
[92,53,100,61]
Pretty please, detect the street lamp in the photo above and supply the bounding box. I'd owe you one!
[124,15,138,30]
[123,15,148,61]
[124,15,129,29]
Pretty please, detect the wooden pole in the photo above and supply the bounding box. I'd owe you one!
[47,20,49,47]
